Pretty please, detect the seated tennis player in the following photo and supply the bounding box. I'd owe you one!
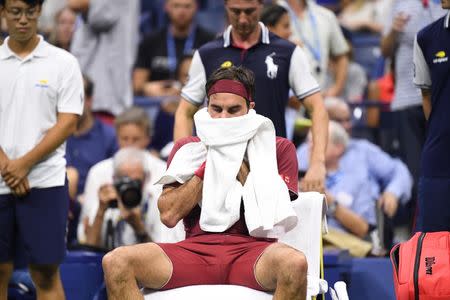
[102,66,307,300]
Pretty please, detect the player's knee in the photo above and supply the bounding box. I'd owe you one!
[29,264,59,291]
[102,247,130,278]
[279,251,307,285]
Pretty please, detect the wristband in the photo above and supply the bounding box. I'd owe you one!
[194,161,206,180]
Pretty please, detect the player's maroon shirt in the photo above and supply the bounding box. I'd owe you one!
[166,136,299,238]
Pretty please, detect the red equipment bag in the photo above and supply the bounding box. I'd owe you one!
[390,232,450,300]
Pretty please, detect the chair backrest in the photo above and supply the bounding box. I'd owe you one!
[280,192,328,296]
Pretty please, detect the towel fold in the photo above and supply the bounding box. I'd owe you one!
[157,108,297,238]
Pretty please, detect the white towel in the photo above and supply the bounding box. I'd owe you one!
[157,108,297,238]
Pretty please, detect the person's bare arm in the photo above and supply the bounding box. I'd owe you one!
[325,54,348,97]
[66,166,79,200]
[381,13,410,57]
[421,89,432,120]
[173,98,200,141]
[158,176,203,228]
[0,147,8,171]
[67,0,90,14]
[0,147,30,196]
[327,193,369,238]
[2,113,79,188]
[133,68,150,95]
[301,92,329,192]
[84,184,117,247]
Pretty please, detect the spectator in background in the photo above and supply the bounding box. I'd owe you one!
[37,0,64,35]
[413,0,450,232]
[133,0,215,97]
[83,147,182,250]
[78,107,184,249]
[175,0,329,193]
[66,75,118,196]
[69,0,140,120]
[338,0,383,34]
[48,6,76,51]
[150,54,193,153]
[298,98,412,223]
[324,38,367,103]
[311,120,412,240]
[278,0,350,97]
[0,0,84,298]
[260,4,292,40]
[381,0,443,231]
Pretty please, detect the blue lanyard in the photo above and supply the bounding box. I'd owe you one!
[166,25,196,74]
[285,3,322,68]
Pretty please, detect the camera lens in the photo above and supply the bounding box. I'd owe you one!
[114,176,143,209]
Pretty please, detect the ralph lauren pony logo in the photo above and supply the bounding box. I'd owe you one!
[265,52,278,79]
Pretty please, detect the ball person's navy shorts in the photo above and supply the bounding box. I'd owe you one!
[0,184,69,264]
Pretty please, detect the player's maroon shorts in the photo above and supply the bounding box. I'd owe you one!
[157,234,275,291]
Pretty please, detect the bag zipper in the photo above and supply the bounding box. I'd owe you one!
[414,232,426,300]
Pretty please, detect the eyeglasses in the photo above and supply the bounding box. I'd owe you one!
[5,7,39,20]
[227,7,258,16]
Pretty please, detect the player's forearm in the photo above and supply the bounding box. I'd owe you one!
[19,113,78,169]
[158,176,203,228]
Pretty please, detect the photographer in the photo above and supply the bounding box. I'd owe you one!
[84,148,152,249]
[78,107,184,249]
[86,148,172,249]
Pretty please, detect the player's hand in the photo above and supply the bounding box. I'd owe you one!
[378,191,399,218]
[236,160,250,185]
[2,158,31,189]
[300,161,326,193]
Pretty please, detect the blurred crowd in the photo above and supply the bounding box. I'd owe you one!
[1,0,441,256]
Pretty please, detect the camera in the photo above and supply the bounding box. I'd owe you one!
[108,176,143,209]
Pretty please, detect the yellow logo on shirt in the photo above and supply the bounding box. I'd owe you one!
[433,51,448,64]
[436,51,446,58]
[35,79,49,88]
[221,61,233,68]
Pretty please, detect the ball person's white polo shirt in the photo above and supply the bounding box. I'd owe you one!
[0,36,84,194]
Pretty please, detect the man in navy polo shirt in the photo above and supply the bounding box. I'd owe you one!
[413,0,450,232]
[174,0,328,192]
